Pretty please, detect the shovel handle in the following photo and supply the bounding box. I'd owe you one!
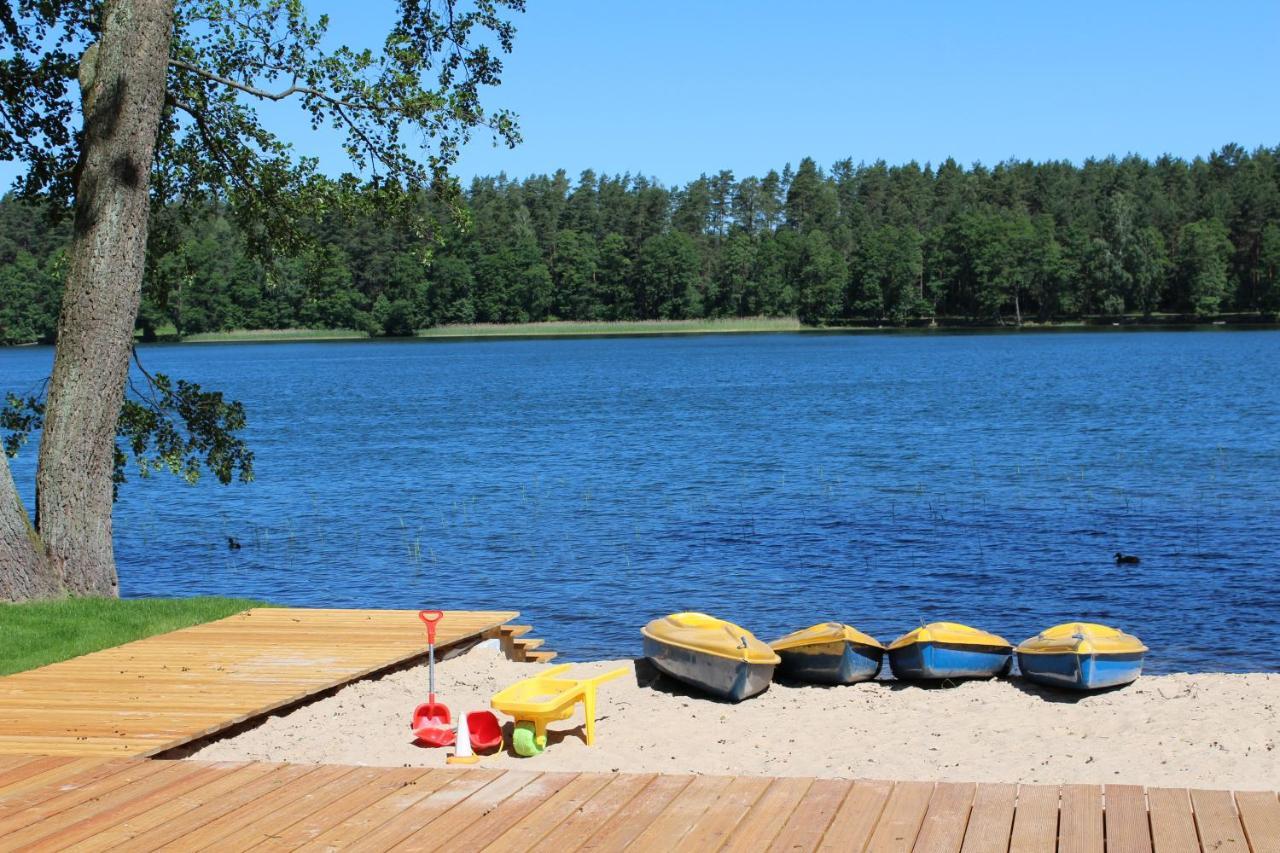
[418,609,443,644]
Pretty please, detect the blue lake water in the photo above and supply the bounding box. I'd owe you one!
[3,329,1278,672]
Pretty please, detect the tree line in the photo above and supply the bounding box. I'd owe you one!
[3,143,1279,344]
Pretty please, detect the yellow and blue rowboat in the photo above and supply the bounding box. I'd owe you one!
[887,622,1012,680]
[1016,623,1147,691]
[642,612,780,702]
[771,623,884,684]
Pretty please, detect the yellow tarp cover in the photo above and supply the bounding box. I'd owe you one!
[771,622,884,652]
[642,612,780,665]
[887,621,1011,651]
[1016,622,1147,656]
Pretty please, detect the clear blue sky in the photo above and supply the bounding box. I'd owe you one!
[6,1,1280,188]
[408,0,1280,184]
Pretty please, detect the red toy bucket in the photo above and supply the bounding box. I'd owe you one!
[466,711,503,753]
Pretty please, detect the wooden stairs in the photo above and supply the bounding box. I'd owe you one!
[498,623,558,663]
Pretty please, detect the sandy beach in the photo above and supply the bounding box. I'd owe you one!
[190,644,1279,790]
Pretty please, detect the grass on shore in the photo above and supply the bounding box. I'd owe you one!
[416,317,805,338]
[128,318,802,345]
[177,328,370,343]
[0,596,267,675]
[127,312,1277,347]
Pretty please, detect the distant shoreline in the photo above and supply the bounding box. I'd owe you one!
[4,314,1278,349]
[179,314,1278,344]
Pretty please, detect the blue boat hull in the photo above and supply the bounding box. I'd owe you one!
[1017,651,1145,691]
[888,641,1012,681]
[777,642,883,684]
[643,636,775,701]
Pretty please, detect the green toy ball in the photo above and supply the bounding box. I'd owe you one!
[512,721,547,757]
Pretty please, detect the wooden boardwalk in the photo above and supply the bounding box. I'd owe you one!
[0,756,1275,851]
[0,608,516,758]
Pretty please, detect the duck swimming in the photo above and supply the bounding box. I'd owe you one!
[1114,552,1140,565]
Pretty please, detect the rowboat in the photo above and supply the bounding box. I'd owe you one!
[770,622,884,684]
[1015,622,1147,691]
[641,612,780,701]
[887,622,1012,680]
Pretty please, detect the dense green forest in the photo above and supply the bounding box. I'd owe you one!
[3,143,1279,344]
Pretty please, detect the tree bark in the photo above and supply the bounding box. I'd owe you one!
[34,0,175,596]
[0,452,58,601]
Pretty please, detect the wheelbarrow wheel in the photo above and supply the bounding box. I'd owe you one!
[512,721,546,757]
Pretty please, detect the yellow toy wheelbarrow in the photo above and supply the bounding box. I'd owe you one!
[491,664,628,756]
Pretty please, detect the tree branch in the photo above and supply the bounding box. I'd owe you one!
[168,59,431,183]
[166,92,266,201]
[169,57,365,109]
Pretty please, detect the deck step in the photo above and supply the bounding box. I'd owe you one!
[497,623,556,662]
[527,651,558,663]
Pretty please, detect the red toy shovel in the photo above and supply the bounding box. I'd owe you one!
[411,609,455,746]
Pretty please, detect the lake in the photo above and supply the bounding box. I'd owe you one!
[3,329,1278,672]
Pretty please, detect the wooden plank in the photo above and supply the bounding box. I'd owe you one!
[911,781,976,853]
[337,769,504,851]
[525,773,656,853]
[959,783,1016,853]
[251,766,430,851]
[113,764,323,850]
[1236,791,1280,853]
[720,777,814,852]
[1105,784,1153,853]
[0,759,220,850]
[0,755,79,796]
[69,762,278,852]
[1190,788,1249,853]
[0,756,110,803]
[1058,784,1104,853]
[1147,789,1201,853]
[627,774,737,850]
[384,770,547,850]
[577,774,695,851]
[204,765,390,851]
[483,772,614,852]
[425,772,578,852]
[865,781,935,853]
[0,756,34,775]
[765,777,853,853]
[818,779,893,853]
[0,754,1275,853]
[294,769,456,851]
[0,608,516,757]
[675,774,773,852]
[0,759,133,824]
[1009,785,1059,853]
[160,764,355,850]
[0,756,168,840]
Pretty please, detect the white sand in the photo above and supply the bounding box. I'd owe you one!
[189,645,1279,789]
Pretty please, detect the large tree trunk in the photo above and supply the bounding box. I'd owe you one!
[0,452,58,601]
[33,0,175,597]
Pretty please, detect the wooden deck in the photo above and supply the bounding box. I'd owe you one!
[0,608,516,758]
[0,756,1275,851]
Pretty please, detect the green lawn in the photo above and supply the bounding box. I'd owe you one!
[416,317,805,338]
[0,596,267,676]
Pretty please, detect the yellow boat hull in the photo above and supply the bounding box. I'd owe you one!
[771,623,884,684]
[642,613,778,702]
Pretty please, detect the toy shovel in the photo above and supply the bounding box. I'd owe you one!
[411,609,456,746]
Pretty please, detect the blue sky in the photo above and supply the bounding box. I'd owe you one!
[6,1,1280,188]
[374,0,1280,183]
